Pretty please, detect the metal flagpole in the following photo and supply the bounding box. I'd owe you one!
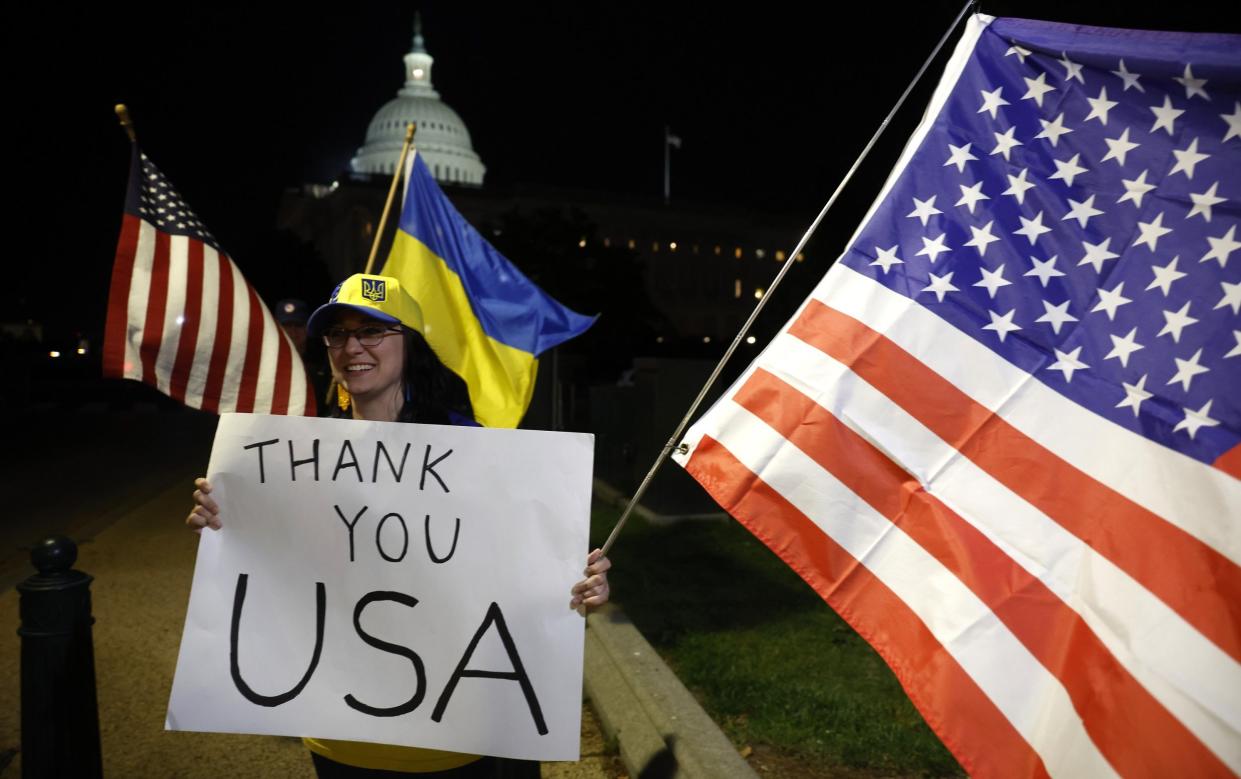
[364,122,418,275]
[600,0,979,557]
[664,126,683,204]
[664,125,671,204]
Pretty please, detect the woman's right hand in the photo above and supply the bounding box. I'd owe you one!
[186,477,221,533]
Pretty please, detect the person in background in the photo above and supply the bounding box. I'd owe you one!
[191,274,611,777]
[275,298,310,355]
[276,297,332,414]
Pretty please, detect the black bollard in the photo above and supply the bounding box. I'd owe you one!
[17,536,103,779]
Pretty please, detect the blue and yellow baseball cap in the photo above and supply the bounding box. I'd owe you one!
[307,274,425,336]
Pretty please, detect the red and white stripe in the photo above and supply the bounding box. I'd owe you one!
[104,213,314,416]
[674,262,1241,777]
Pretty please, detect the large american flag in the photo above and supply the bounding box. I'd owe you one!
[104,148,315,416]
[674,15,1239,777]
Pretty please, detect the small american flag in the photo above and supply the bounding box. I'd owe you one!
[675,14,1238,777]
[104,148,315,416]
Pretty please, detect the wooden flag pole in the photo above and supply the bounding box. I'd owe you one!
[115,104,137,143]
[598,0,978,557]
[364,122,417,275]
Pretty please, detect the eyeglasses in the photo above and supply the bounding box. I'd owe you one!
[322,324,403,348]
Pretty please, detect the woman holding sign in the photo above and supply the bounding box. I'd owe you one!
[187,273,611,778]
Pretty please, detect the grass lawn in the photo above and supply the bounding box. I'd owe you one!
[591,502,963,777]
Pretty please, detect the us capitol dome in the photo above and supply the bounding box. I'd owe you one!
[350,16,486,185]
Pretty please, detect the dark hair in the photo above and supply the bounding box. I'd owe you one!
[329,326,475,425]
[394,328,475,424]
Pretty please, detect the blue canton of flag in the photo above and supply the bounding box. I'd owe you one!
[126,153,221,251]
[675,17,1240,776]
[841,18,1241,468]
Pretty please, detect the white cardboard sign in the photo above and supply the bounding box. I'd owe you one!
[167,413,594,761]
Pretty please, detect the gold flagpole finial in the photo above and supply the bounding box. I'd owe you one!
[114,104,137,143]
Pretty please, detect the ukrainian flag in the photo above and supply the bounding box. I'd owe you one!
[381,153,595,428]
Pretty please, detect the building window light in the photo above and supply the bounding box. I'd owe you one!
[578,238,587,248]
[755,249,766,259]
[714,245,723,256]
[702,336,712,344]
[77,347,87,355]
[754,288,765,300]
[734,279,742,298]
[734,247,743,259]
[656,336,665,344]
[652,241,660,253]
[746,336,757,345]
[669,241,678,251]
[603,237,611,248]
[49,351,60,359]
[627,239,636,250]
[796,252,806,262]
[776,250,786,261]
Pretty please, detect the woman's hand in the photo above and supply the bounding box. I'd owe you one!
[186,477,221,533]
[570,548,611,612]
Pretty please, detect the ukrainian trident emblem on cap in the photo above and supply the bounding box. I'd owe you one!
[361,278,387,302]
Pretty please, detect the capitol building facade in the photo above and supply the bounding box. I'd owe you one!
[283,16,814,348]
[349,17,486,185]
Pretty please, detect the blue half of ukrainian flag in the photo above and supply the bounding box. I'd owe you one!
[382,153,596,428]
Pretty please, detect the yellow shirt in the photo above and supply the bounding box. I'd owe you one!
[303,737,481,773]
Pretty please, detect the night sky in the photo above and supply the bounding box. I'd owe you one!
[12,2,1239,346]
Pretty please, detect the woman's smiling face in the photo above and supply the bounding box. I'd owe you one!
[325,310,406,405]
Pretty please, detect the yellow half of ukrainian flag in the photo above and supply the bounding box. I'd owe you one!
[382,153,595,428]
